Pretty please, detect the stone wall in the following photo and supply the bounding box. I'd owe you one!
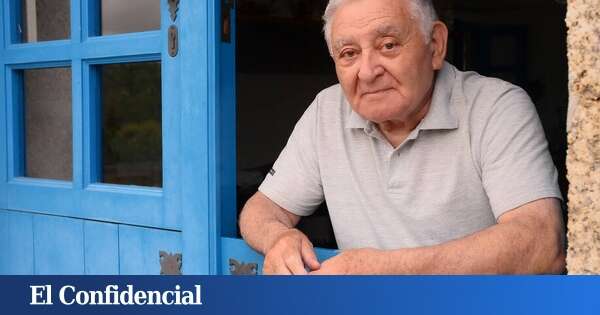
[566,0,600,274]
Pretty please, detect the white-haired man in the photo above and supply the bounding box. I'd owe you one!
[239,0,566,274]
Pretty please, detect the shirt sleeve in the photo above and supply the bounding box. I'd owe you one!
[258,99,324,216]
[479,84,563,220]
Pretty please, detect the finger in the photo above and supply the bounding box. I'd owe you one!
[284,253,309,275]
[273,260,293,275]
[301,239,321,271]
[263,255,292,275]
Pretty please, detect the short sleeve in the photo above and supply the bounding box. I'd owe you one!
[258,99,324,216]
[480,85,562,219]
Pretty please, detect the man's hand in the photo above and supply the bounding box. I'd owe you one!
[308,198,565,275]
[309,248,385,275]
[263,229,321,275]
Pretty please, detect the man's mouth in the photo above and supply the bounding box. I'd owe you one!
[362,88,393,96]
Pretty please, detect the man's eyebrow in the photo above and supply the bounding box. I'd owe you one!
[374,25,405,37]
[332,37,355,52]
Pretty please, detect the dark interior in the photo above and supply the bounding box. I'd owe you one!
[236,0,569,249]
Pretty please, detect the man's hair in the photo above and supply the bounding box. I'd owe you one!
[322,0,439,53]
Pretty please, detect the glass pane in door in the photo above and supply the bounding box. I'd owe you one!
[99,0,161,35]
[22,67,73,180]
[19,0,70,43]
[100,62,162,187]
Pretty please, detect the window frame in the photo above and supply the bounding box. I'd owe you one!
[0,0,178,230]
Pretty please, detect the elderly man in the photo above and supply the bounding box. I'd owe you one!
[239,0,565,274]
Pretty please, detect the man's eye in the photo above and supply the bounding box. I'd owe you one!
[383,42,397,50]
[341,51,356,59]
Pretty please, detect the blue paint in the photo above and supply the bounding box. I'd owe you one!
[33,215,85,275]
[0,210,34,274]
[72,60,84,190]
[80,32,161,59]
[6,0,22,44]
[159,0,183,234]
[0,8,3,50]
[84,221,119,275]
[0,0,285,276]
[118,225,182,275]
[71,0,83,192]
[7,180,76,215]
[82,62,100,185]
[179,0,211,275]
[5,59,71,70]
[218,0,238,239]
[1,0,9,49]
[1,6,174,233]
[4,41,71,65]
[80,185,167,229]
[82,0,101,40]
[0,1,6,209]
[2,34,159,66]
[70,0,82,44]
[207,0,221,275]
[6,67,23,178]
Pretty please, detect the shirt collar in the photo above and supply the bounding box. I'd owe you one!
[345,62,459,132]
[346,103,370,129]
[419,62,459,131]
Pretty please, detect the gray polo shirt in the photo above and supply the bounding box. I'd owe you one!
[258,62,562,250]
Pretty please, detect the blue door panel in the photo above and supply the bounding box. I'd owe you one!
[118,225,182,275]
[80,187,170,230]
[0,209,34,274]
[84,221,119,275]
[7,181,74,214]
[33,215,85,275]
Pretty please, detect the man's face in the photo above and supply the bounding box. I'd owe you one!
[330,0,443,123]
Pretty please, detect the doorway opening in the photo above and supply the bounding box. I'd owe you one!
[235,0,569,250]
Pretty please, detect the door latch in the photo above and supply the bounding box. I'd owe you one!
[167,0,180,57]
[168,25,178,57]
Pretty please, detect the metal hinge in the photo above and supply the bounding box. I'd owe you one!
[160,251,183,275]
[168,0,180,22]
[229,258,258,275]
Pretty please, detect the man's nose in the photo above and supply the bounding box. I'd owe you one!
[357,50,384,82]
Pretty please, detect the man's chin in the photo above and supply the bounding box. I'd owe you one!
[358,113,397,124]
[355,106,407,124]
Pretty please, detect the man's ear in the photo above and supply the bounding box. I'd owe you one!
[430,21,449,70]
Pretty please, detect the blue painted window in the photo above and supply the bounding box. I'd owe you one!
[1,0,178,232]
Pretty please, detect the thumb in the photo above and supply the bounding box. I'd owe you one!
[301,239,321,271]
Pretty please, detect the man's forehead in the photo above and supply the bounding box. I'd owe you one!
[332,23,408,50]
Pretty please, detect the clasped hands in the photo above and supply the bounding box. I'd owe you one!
[262,229,384,275]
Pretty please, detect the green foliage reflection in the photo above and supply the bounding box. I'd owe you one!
[102,62,162,187]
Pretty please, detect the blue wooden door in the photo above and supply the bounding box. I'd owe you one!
[0,0,218,275]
